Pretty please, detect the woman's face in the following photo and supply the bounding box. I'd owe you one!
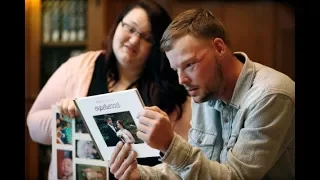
[117,121,123,129]
[112,7,153,70]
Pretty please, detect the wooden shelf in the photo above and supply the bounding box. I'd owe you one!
[41,41,87,47]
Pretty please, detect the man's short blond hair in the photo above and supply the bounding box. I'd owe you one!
[160,8,230,52]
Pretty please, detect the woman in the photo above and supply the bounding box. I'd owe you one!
[116,120,135,144]
[26,0,191,179]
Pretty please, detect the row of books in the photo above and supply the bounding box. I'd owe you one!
[42,0,87,43]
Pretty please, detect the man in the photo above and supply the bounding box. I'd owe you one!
[108,8,295,180]
[105,117,123,146]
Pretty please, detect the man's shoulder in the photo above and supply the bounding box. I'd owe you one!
[251,62,295,100]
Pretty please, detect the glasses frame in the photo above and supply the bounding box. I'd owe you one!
[120,21,154,44]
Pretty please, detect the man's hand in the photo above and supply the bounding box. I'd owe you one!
[56,98,79,118]
[109,142,140,180]
[137,106,174,153]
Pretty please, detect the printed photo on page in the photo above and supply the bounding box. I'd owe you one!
[73,88,159,161]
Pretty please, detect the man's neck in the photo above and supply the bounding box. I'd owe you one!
[218,53,243,102]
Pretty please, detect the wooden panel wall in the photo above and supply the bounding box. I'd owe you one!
[87,0,108,50]
[168,1,295,80]
[25,0,40,179]
[101,0,295,80]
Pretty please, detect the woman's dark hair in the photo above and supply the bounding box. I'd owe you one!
[117,120,125,128]
[103,0,188,119]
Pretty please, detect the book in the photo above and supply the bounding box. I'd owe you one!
[51,105,108,180]
[73,88,159,161]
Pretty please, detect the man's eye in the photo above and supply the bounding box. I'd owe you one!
[186,63,194,68]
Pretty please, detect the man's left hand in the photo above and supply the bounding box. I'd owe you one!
[137,106,174,153]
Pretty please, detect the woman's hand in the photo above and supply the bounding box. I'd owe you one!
[56,98,79,119]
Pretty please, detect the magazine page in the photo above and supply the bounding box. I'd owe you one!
[52,105,108,180]
[74,88,159,161]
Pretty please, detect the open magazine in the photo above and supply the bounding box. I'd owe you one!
[73,88,159,161]
[51,105,108,180]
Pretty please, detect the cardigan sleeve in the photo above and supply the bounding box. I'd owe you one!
[26,51,103,145]
[26,60,72,145]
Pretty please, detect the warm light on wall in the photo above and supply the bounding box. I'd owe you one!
[25,0,40,12]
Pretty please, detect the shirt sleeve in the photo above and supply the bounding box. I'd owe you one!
[138,162,181,180]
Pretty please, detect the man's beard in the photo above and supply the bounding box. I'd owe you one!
[199,60,223,103]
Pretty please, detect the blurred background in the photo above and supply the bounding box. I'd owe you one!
[25,0,295,179]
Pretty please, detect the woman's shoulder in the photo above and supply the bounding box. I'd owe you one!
[65,50,105,69]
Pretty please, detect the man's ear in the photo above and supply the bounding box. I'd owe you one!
[212,38,226,56]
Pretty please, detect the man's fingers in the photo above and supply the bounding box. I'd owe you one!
[109,141,124,166]
[144,106,166,115]
[138,117,153,130]
[136,131,148,142]
[114,151,137,179]
[110,143,131,173]
[138,109,157,119]
[139,108,168,121]
[119,160,138,180]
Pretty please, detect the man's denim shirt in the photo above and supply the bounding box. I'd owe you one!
[139,52,295,180]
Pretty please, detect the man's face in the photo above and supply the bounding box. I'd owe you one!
[166,35,223,103]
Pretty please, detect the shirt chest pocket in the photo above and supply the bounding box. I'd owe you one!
[189,128,217,159]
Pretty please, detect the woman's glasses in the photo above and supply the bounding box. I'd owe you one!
[121,21,154,44]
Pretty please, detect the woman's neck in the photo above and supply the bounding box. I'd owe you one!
[117,63,142,85]
[109,63,142,92]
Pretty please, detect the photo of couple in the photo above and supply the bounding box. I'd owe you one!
[93,111,143,147]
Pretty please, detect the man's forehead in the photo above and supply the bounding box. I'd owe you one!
[167,40,198,63]
[166,49,194,67]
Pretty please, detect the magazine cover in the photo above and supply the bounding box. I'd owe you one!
[52,105,108,180]
[73,88,159,161]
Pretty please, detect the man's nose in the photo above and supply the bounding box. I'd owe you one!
[178,70,189,85]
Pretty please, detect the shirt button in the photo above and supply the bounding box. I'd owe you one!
[224,142,228,146]
[224,119,228,123]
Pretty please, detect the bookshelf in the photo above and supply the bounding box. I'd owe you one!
[40,0,88,88]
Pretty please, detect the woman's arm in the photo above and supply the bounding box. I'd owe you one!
[26,61,71,145]
[124,129,136,143]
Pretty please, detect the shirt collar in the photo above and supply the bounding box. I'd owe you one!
[208,52,255,110]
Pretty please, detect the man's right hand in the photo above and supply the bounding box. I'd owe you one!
[109,141,141,180]
[56,98,78,119]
